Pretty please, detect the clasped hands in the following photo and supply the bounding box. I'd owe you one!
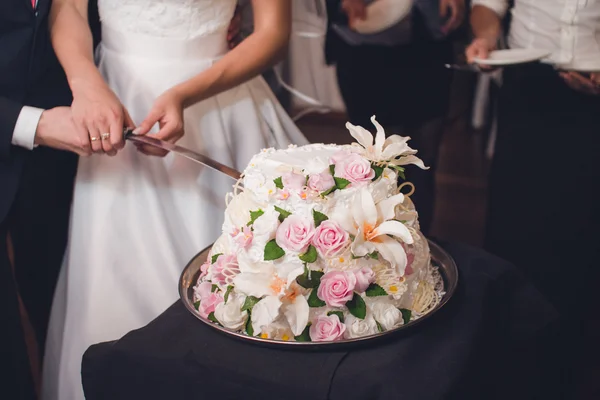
[36,79,185,158]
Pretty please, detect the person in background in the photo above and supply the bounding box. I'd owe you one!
[467,1,600,398]
[325,0,466,235]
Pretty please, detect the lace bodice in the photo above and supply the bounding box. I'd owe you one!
[98,0,237,39]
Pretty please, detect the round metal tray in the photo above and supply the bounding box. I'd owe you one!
[179,240,458,349]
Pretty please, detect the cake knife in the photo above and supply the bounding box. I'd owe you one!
[122,128,242,181]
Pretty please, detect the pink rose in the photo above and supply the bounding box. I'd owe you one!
[232,226,253,249]
[312,220,349,258]
[334,153,375,186]
[317,271,356,307]
[193,281,212,302]
[309,314,346,342]
[353,267,376,293]
[330,149,352,164]
[212,254,240,287]
[307,172,335,192]
[275,215,315,253]
[281,172,306,190]
[198,292,224,319]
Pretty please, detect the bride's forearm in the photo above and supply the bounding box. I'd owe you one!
[49,0,105,91]
[175,0,291,108]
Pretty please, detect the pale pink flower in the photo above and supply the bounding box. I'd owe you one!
[353,267,376,293]
[233,226,253,249]
[198,292,224,319]
[281,172,306,190]
[212,254,240,287]
[307,172,335,192]
[317,271,356,308]
[312,220,349,258]
[199,261,210,280]
[309,314,346,342]
[275,215,315,253]
[334,153,375,186]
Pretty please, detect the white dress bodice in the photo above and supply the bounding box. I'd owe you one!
[98,0,237,39]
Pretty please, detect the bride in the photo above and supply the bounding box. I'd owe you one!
[42,0,308,399]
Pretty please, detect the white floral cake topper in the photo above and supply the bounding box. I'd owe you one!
[193,116,440,342]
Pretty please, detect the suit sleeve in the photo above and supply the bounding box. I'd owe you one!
[0,96,23,162]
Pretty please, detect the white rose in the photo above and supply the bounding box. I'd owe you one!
[214,295,248,331]
[344,313,378,339]
[244,171,277,201]
[371,301,403,330]
[225,191,260,228]
[252,207,280,238]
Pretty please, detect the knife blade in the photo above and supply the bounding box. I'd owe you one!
[123,129,242,181]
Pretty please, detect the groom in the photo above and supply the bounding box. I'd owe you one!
[0,0,109,398]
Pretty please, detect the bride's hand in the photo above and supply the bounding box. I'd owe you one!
[70,78,133,156]
[135,88,185,157]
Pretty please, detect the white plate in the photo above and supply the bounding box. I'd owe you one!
[352,0,413,34]
[473,49,551,66]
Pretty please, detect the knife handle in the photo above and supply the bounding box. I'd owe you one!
[123,127,135,140]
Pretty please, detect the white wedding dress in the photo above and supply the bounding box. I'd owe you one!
[42,1,308,399]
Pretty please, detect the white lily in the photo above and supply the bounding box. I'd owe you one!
[232,260,309,336]
[346,115,428,170]
[338,188,414,275]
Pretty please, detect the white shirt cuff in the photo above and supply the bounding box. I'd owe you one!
[471,0,509,19]
[12,106,44,150]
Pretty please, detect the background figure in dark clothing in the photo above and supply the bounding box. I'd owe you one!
[325,0,465,234]
[467,1,600,397]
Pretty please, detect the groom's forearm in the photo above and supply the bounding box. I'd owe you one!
[176,0,291,107]
[49,0,105,91]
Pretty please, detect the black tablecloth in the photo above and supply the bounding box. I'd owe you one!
[82,243,557,400]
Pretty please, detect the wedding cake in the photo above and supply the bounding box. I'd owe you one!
[192,116,442,342]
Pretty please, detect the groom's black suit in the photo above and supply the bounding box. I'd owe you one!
[1,0,99,397]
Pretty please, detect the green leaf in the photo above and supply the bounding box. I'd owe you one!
[245,314,254,336]
[320,186,337,197]
[308,288,326,307]
[264,239,285,261]
[334,177,351,189]
[312,209,329,227]
[347,293,367,319]
[274,206,292,222]
[208,312,219,324]
[241,295,261,312]
[376,321,384,332]
[397,169,406,180]
[299,245,318,263]
[367,251,379,260]
[329,164,335,175]
[224,285,234,303]
[372,164,384,181]
[327,311,345,323]
[211,253,223,264]
[365,283,388,297]
[193,301,200,310]
[211,284,219,293]
[294,323,312,342]
[247,209,264,226]
[296,266,324,289]
[273,176,283,189]
[400,308,412,324]
[390,165,406,180]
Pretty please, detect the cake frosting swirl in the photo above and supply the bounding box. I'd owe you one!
[193,116,441,341]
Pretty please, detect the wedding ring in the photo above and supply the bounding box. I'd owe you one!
[101,133,110,140]
[90,136,100,142]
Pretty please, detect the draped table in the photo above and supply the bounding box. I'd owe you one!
[81,242,557,400]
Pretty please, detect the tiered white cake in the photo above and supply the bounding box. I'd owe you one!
[193,117,440,342]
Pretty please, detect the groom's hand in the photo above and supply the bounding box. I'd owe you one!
[70,78,133,156]
[34,107,93,156]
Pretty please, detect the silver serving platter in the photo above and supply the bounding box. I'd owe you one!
[179,240,458,349]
